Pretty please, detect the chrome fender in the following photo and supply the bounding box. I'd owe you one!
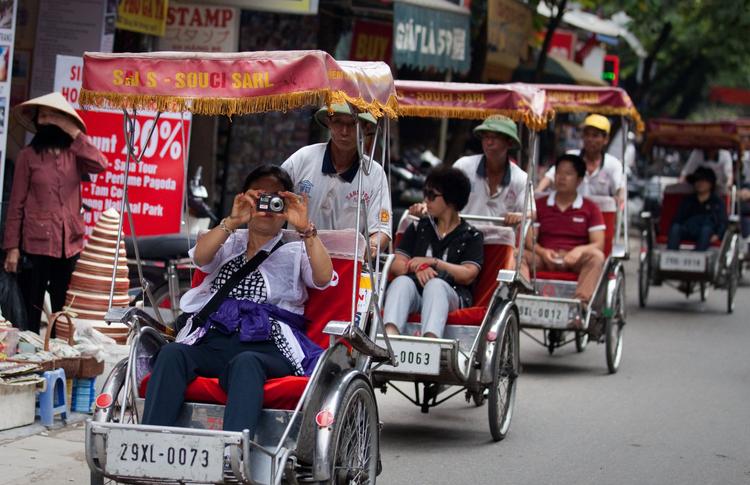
[91,357,129,423]
[479,300,517,385]
[312,371,375,481]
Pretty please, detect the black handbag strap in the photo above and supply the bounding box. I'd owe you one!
[192,239,284,326]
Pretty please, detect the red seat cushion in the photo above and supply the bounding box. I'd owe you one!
[139,374,308,411]
[655,234,722,248]
[535,270,578,281]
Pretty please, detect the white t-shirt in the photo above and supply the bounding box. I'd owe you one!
[681,149,733,188]
[282,143,392,238]
[544,151,625,197]
[453,154,533,217]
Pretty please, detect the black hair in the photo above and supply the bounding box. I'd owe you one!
[555,153,586,178]
[424,164,471,211]
[242,165,294,192]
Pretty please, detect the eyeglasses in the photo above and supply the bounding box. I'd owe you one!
[423,188,443,201]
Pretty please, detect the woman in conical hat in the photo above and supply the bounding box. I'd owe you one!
[2,92,108,334]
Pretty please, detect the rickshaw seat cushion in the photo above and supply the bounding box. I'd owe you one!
[654,234,722,248]
[535,270,578,281]
[407,306,487,327]
[138,373,308,410]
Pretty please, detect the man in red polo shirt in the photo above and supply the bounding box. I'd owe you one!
[524,154,606,304]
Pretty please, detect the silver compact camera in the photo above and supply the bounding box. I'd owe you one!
[257,193,285,213]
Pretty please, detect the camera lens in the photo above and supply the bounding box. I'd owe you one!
[269,196,285,212]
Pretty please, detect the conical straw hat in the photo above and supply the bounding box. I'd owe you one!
[13,92,87,134]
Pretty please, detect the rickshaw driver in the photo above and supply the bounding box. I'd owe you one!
[408,115,533,225]
[679,148,733,191]
[535,114,625,204]
[524,154,606,310]
[282,104,391,257]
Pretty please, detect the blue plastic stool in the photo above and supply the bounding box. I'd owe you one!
[36,368,68,426]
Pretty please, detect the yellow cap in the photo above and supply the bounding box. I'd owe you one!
[582,114,611,135]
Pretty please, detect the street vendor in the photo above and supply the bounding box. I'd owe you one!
[2,92,108,334]
[524,154,606,307]
[535,114,625,203]
[281,103,392,256]
[142,165,333,435]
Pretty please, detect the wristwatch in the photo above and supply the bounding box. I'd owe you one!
[219,218,236,235]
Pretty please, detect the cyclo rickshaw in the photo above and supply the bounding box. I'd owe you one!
[513,84,643,373]
[80,50,400,484]
[638,119,743,313]
[370,80,552,441]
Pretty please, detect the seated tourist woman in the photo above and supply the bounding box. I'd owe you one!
[142,165,333,435]
[668,166,727,251]
[383,165,483,339]
[524,154,606,307]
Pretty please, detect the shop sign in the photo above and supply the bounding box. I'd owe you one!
[54,55,190,236]
[486,0,532,72]
[157,3,239,52]
[393,1,470,74]
[195,0,318,15]
[116,0,169,37]
[349,19,392,64]
[0,0,17,222]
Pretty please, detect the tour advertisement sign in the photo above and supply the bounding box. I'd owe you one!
[54,55,191,236]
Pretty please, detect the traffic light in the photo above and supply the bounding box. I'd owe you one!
[602,55,619,86]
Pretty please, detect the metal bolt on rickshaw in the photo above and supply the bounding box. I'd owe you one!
[370,80,552,441]
[638,119,743,314]
[512,84,644,373]
[79,50,401,484]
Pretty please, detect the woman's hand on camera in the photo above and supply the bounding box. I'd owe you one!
[3,248,19,273]
[280,191,309,231]
[227,189,259,230]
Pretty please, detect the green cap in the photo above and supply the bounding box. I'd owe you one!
[314,103,378,128]
[473,115,520,146]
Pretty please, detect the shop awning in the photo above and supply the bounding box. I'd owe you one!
[392,0,471,74]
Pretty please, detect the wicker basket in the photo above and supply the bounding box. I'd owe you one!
[45,313,81,378]
[77,355,105,378]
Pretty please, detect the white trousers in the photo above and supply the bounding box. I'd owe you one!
[383,275,460,338]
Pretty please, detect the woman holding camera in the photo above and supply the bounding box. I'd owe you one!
[142,165,333,435]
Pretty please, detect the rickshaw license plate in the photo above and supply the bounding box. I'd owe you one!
[660,251,706,272]
[105,429,225,482]
[377,340,440,375]
[517,299,571,327]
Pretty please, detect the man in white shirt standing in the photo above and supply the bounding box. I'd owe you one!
[536,114,625,204]
[282,104,391,255]
[454,115,532,224]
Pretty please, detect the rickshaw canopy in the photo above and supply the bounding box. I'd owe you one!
[532,84,645,133]
[80,50,398,118]
[736,119,750,150]
[645,119,743,153]
[394,80,552,131]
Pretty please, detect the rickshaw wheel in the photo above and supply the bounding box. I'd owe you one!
[638,251,650,308]
[605,271,626,374]
[574,331,589,352]
[488,310,519,442]
[329,379,379,484]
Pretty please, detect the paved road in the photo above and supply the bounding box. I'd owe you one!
[2,260,749,485]
[377,261,750,485]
